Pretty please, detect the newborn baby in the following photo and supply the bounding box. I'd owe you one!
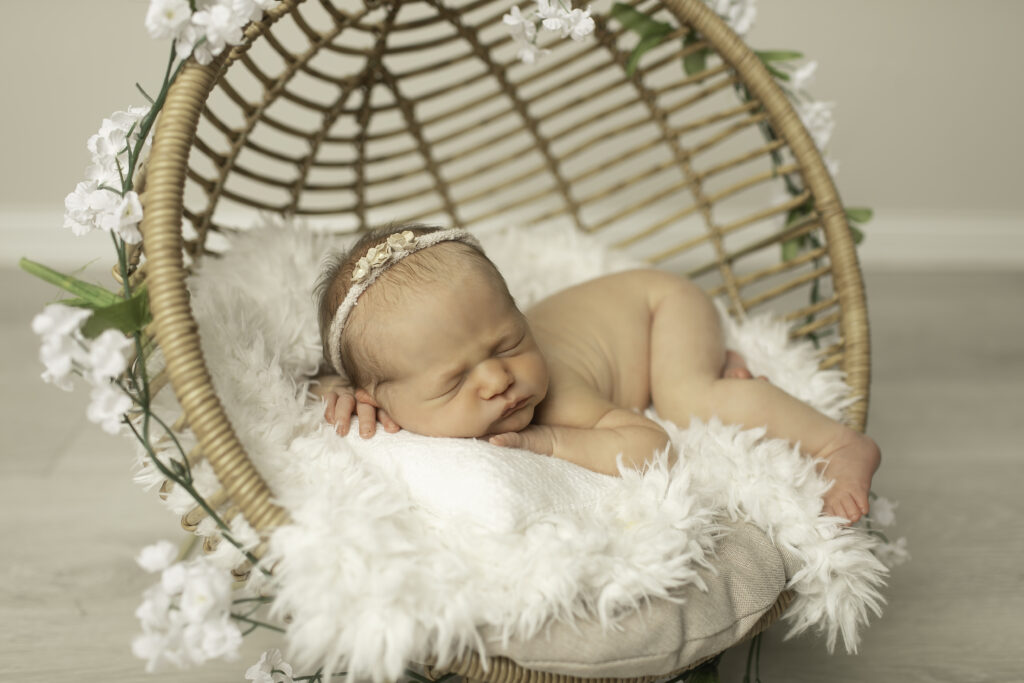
[312,224,880,523]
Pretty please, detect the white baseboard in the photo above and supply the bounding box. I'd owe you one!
[4,208,1022,271]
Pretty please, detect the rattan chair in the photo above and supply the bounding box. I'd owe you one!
[128,0,870,679]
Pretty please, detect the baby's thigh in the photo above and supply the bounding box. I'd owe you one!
[646,272,726,403]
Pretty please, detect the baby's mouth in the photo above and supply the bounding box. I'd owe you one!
[500,396,530,419]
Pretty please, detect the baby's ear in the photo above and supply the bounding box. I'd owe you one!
[354,388,380,408]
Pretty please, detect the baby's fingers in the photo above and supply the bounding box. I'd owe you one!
[378,409,401,433]
[489,432,522,449]
[356,400,377,438]
[489,428,553,455]
[331,393,356,436]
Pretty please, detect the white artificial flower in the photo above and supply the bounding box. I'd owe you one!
[517,40,549,65]
[179,561,233,623]
[115,191,145,244]
[503,5,532,31]
[870,496,898,526]
[132,631,173,673]
[174,21,203,60]
[796,100,835,151]
[246,649,295,683]
[874,536,910,568]
[790,60,817,91]
[231,0,278,23]
[183,616,243,661]
[32,303,92,339]
[146,0,193,40]
[137,540,180,573]
[161,562,188,595]
[64,181,99,236]
[89,328,133,383]
[563,7,595,40]
[135,585,173,629]
[536,0,565,33]
[730,2,756,35]
[191,4,245,57]
[711,0,756,36]
[87,381,133,434]
[39,334,83,391]
[33,305,92,390]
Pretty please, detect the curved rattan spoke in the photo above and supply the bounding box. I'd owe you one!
[194,3,368,233]
[376,62,461,225]
[592,13,743,310]
[425,0,584,230]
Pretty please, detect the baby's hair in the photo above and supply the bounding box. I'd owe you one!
[314,223,512,389]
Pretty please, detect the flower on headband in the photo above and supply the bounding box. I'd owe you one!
[350,230,418,283]
[387,230,416,251]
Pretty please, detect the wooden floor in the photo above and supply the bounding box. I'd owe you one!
[3,268,1023,682]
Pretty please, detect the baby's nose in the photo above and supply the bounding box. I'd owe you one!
[478,359,513,398]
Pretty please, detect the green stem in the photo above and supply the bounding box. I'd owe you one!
[229,612,286,633]
[125,47,185,193]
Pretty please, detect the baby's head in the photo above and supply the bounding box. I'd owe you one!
[315,225,548,438]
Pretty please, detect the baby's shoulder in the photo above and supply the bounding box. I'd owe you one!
[533,363,616,430]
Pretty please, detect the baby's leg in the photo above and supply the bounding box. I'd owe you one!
[646,274,880,523]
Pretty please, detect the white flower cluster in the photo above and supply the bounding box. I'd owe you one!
[32,304,133,434]
[245,649,295,683]
[132,540,244,672]
[145,0,279,65]
[63,106,150,243]
[503,0,595,64]
[708,0,757,36]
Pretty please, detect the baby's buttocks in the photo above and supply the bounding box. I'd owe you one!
[526,270,657,413]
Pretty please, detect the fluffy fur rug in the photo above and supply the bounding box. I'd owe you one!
[137,218,886,682]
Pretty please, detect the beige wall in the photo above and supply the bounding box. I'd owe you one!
[3,0,1021,266]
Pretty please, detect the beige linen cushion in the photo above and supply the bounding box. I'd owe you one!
[481,521,793,678]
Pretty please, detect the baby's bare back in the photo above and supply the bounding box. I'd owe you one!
[526,269,670,428]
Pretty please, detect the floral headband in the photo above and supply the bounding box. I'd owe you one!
[327,228,482,377]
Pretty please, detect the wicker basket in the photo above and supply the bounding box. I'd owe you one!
[130,0,870,679]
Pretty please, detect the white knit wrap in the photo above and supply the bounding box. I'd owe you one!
[327,228,482,377]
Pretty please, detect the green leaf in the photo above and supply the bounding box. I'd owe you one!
[682,33,708,76]
[611,3,672,37]
[850,224,865,245]
[764,63,790,81]
[626,33,668,76]
[19,258,120,307]
[845,207,874,223]
[781,236,803,262]
[79,285,151,339]
[755,49,804,62]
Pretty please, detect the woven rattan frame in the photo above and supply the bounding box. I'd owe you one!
[135,0,870,680]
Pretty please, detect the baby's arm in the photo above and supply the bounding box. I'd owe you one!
[490,407,669,476]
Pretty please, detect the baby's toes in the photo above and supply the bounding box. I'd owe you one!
[840,493,863,524]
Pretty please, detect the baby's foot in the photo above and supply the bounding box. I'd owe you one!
[722,350,767,381]
[818,430,881,524]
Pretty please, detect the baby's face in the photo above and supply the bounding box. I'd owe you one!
[363,271,548,438]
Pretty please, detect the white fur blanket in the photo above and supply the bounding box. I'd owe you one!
[140,219,886,682]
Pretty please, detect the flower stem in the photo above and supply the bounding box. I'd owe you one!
[229,612,286,633]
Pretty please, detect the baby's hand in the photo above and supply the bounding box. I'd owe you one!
[489,425,555,455]
[312,377,399,438]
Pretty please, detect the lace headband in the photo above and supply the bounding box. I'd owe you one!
[327,228,483,377]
